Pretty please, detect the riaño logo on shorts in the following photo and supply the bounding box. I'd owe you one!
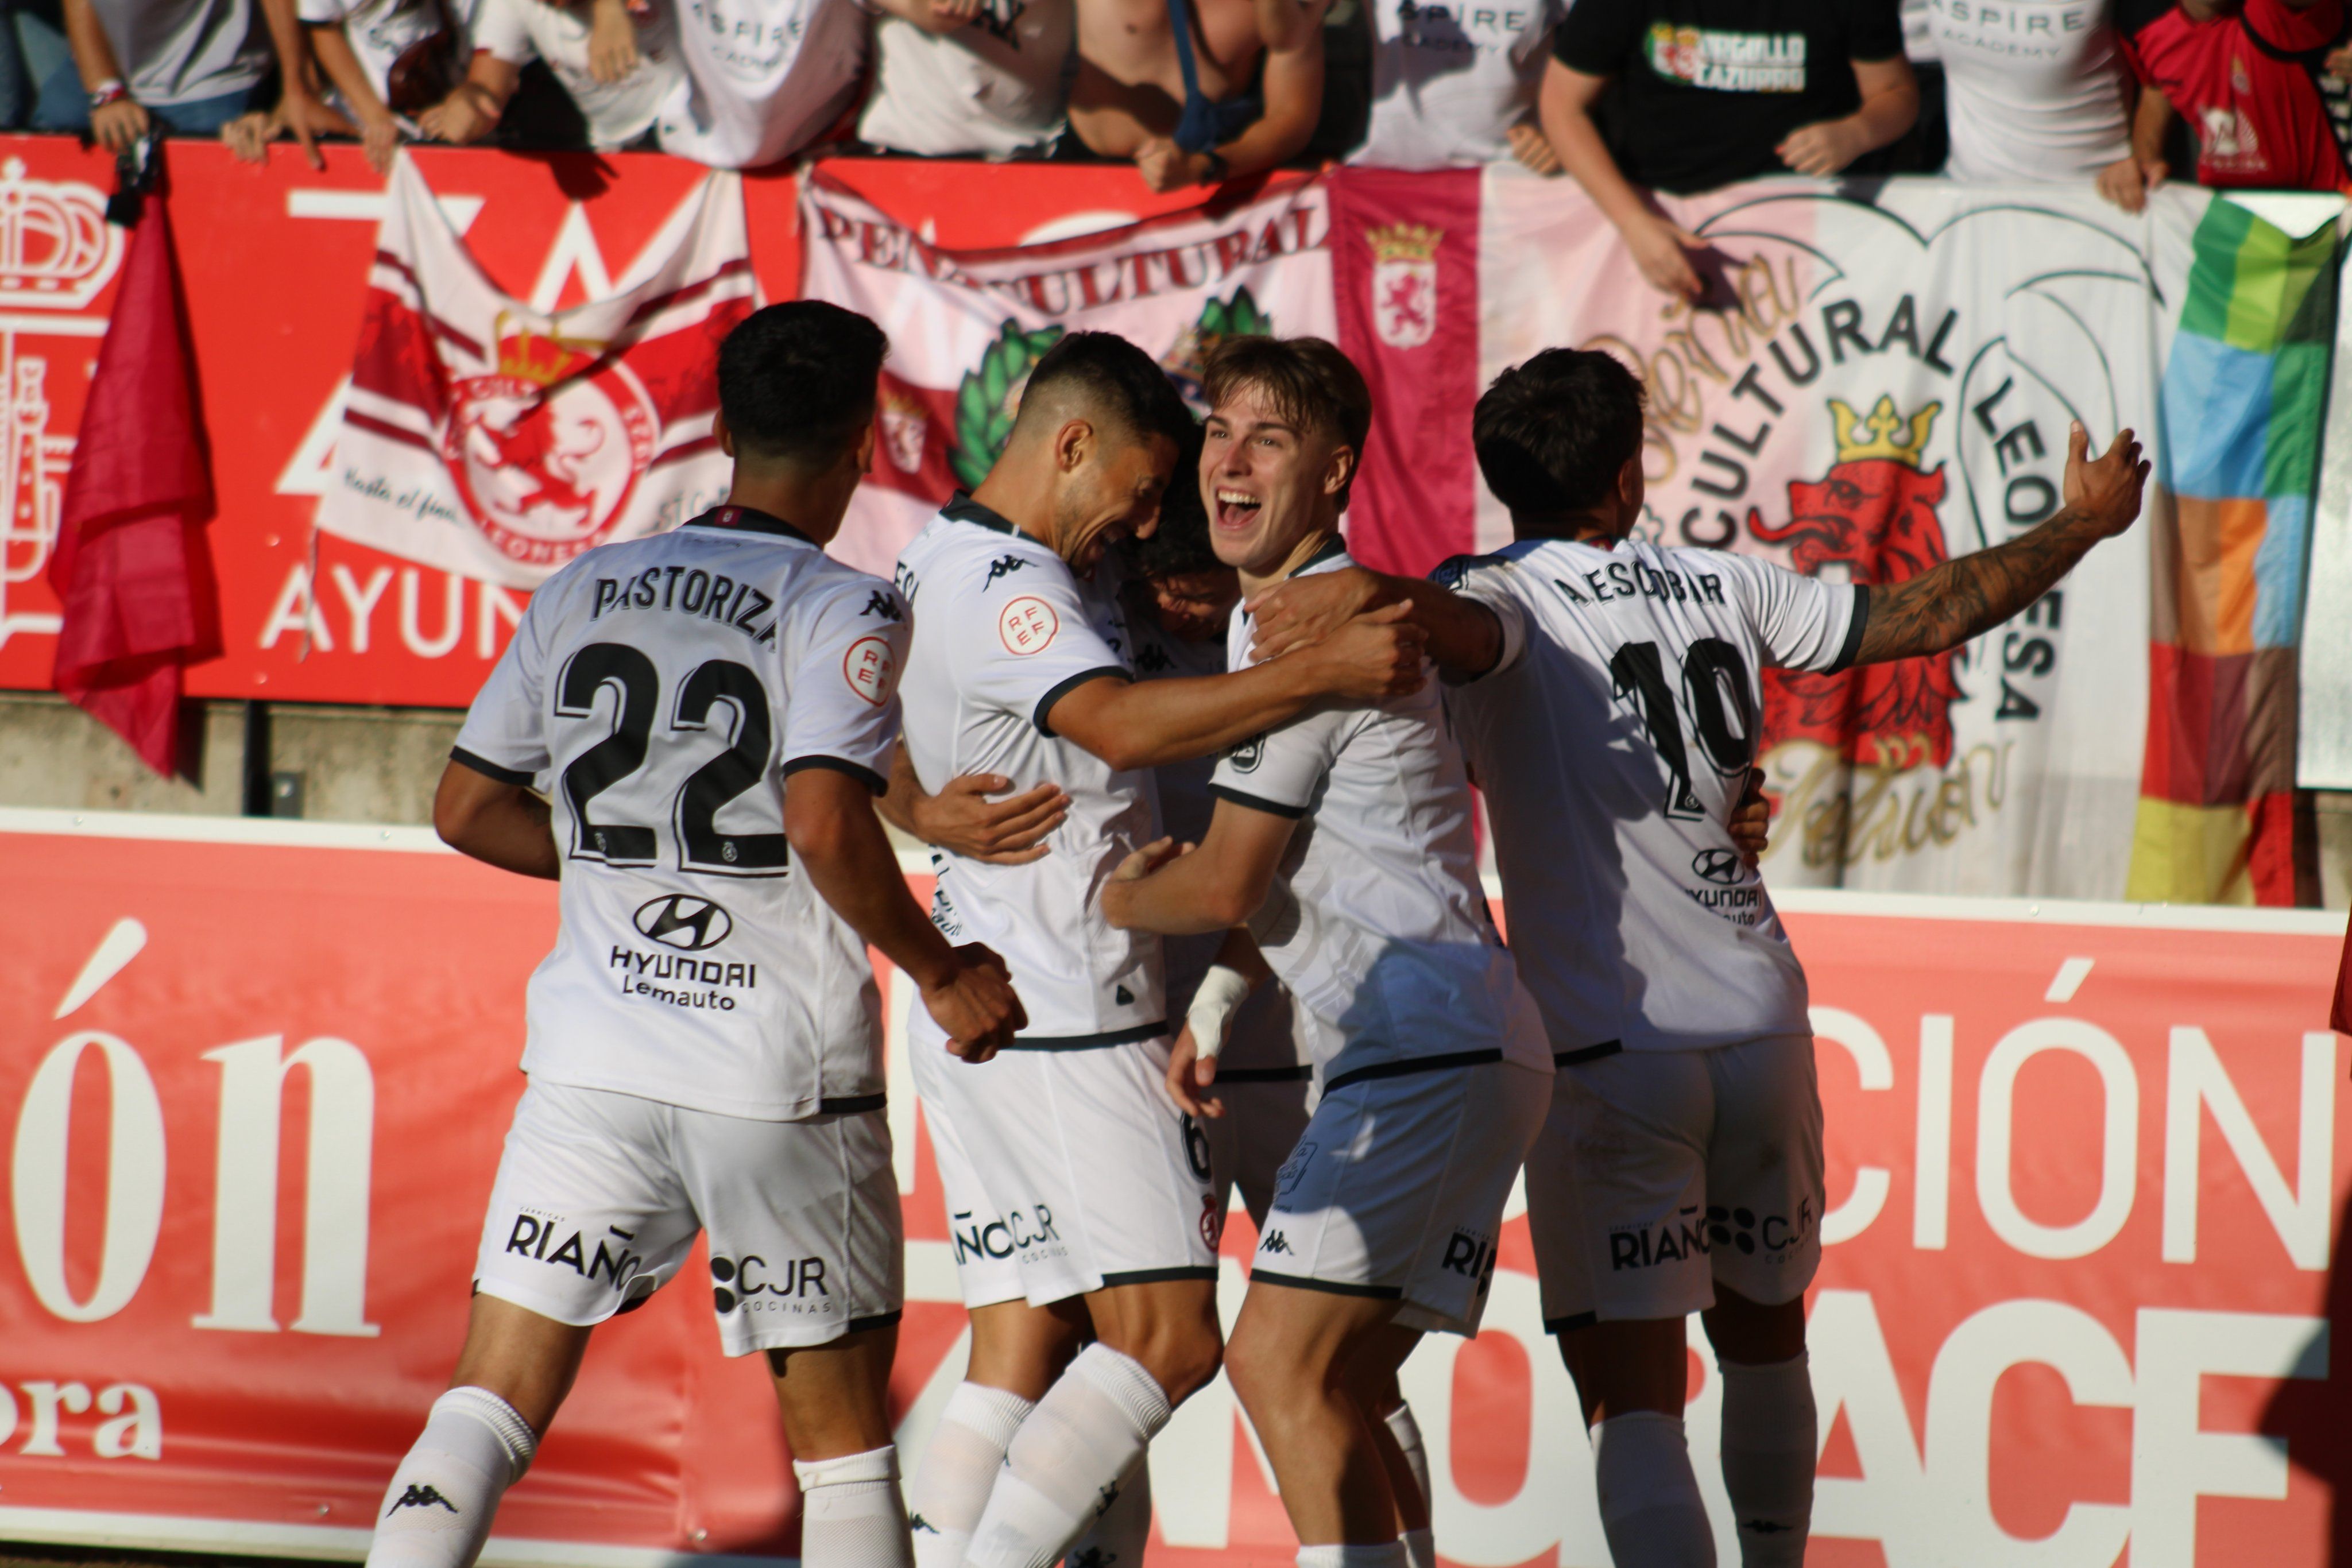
[633,895,733,951]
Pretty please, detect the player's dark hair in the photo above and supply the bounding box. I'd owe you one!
[1019,330,1196,451]
[717,301,889,466]
[1473,347,1647,517]
[1201,336,1374,510]
[1125,420,1221,578]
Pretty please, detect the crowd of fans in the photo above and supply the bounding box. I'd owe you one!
[5,0,2347,286]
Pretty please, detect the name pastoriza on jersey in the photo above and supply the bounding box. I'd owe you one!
[1437,535,1867,1055]
[893,495,1167,1045]
[450,507,911,1120]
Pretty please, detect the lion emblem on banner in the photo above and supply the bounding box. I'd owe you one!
[441,316,656,570]
[1747,394,1961,771]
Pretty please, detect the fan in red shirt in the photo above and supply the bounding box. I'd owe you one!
[2114,0,2352,196]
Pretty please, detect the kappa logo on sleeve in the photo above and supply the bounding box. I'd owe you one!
[999,596,1060,655]
[1226,733,1266,773]
[844,634,899,706]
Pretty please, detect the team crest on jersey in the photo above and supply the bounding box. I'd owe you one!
[999,596,1060,655]
[1365,224,1440,350]
[440,320,659,570]
[1746,396,1960,771]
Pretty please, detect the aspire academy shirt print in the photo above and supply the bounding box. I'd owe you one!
[894,497,1166,1043]
[1553,0,1905,192]
[1442,538,1862,1054]
[1207,545,1552,1084]
[450,509,910,1119]
[1356,0,1568,168]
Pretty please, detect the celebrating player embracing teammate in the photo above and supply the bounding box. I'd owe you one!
[372,303,1023,1568]
[1250,346,2149,1568]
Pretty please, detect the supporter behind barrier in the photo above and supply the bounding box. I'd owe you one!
[1349,0,1564,171]
[417,0,681,154]
[45,0,299,162]
[1066,0,1332,191]
[2117,0,2352,199]
[856,0,1073,157]
[1535,0,1921,302]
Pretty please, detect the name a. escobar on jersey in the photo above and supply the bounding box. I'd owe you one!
[1437,536,1865,1055]
[893,497,1165,1042]
[450,509,911,1121]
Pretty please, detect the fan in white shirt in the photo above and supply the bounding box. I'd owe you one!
[362,303,1023,1568]
[879,331,1426,1568]
[1102,336,1552,1568]
[1928,0,2135,184]
[1244,346,2152,1568]
[1352,0,1568,170]
[857,0,1073,157]
[421,0,684,150]
[657,0,870,167]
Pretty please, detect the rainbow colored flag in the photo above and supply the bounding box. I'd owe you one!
[2128,198,2336,905]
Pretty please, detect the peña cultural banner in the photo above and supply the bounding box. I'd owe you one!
[797,168,1336,583]
[1,811,2346,1567]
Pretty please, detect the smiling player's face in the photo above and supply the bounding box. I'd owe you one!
[1201,383,1349,578]
[1054,428,1176,574]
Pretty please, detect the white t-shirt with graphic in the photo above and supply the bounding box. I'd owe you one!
[450,508,909,1120]
[1206,543,1552,1084]
[474,0,684,148]
[894,496,1166,1043]
[1441,536,1863,1055]
[1931,0,2130,180]
[857,0,1073,156]
[1355,0,1566,168]
[659,0,869,167]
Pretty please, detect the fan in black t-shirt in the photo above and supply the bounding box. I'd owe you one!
[1535,0,1916,299]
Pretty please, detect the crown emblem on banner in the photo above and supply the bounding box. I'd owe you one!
[0,158,120,311]
[493,312,605,388]
[1829,395,1939,467]
[1365,223,1442,264]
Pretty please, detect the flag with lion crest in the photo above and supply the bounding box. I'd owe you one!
[798,169,1335,584]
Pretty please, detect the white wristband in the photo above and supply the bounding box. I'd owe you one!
[1185,964,1252,1061]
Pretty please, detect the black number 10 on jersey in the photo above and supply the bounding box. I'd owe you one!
[557,642,790,876]
[1609,638,1757,821]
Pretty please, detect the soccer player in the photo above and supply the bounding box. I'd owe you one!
[1100,335,1555,1568]
[1247,346,2150,1567]
[887,331,1428,1568]
[373,302,1024,1568]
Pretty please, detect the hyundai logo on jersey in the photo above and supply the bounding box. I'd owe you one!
[633,895,734,951]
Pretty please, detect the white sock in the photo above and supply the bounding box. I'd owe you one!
[365,1387,537,1568]
[1592,1412,1715,1568]
[1398,1528,1435,1568]
[911,1383,1036,1568]
[1382,1400,1432,1521]
[1296,1543,1410,1568]
[1061,1457,1150,1568]
[1717,1355,1814,1568]
[965,1345,1173,1568]
[798,1446,916,1568]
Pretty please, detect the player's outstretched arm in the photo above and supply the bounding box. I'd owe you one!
[1852,423,2149,666]
[1045,605,1428,772]
[785,766,1027,1062]
[879,747,1069,865]
[434,760,560,880]
[1246,568,1505,680]
[1102,801,1298,936]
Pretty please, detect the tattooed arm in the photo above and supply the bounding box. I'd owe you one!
[1852,423,2149,665]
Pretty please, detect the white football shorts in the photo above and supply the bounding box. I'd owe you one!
[473,1080,903,1356]
[1250,1057,1549,1337]
[1525,1036,1824,1329]
[911,1015,1220,1308]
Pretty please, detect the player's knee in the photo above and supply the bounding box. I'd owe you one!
[1121,1318,1223,1405]
[1704,1285,1806,1365]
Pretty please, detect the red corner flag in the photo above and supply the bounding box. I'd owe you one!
[47,193,211,776]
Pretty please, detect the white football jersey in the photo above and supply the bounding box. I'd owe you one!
[1208,544,1552,1084]
[451,507,910,1120]
[895,497,1165,1043]
[1441,536,1866,1054]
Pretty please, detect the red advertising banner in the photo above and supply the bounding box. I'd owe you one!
[0,141,1219,708]
[1,810,2345,1565]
